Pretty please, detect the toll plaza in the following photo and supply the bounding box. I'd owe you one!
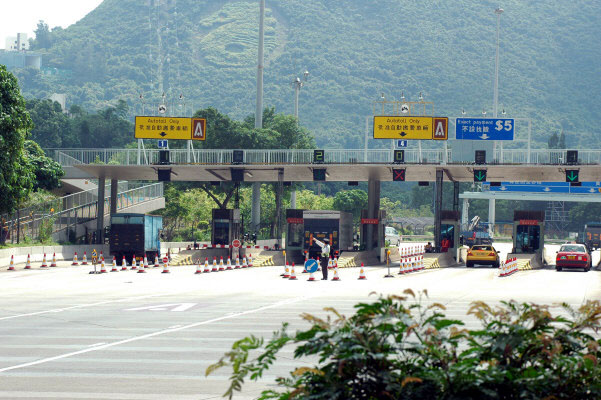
[510,210,545,267]
[211,209,240,246]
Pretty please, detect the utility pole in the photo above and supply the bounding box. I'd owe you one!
[493,6,504,160]
[251,0,265,236]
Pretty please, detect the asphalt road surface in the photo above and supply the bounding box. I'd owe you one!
[0,260,600,399]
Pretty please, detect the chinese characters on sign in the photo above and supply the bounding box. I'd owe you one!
[455,118,514,140]
[373,116,448,140]
[134,117,206,141]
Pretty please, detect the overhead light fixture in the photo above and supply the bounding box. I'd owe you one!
[461,108,466,115]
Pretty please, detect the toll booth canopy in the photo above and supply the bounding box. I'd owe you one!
[212,209,240,246]
[512,211,544,254]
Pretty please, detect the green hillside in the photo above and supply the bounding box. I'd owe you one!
[15,0,601,148]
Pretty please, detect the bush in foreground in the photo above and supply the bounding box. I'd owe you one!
[207,290,601,399]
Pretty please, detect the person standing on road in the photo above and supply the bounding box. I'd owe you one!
[313,237,331,280]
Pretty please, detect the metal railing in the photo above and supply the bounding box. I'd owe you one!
[47,148,601,167]
[1,183,164,244]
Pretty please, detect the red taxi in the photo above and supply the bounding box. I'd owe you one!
[555,244,591,272]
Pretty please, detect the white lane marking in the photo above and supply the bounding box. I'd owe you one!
[168,325,182,329]
[0,292,197,322]
[0,296,310,373]
[87,342,106,347]
[125,303,197,312]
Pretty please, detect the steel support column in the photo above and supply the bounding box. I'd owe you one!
[461,199,470,229]
[367,178,380,251]
[453,182,460,212]
[488,199,496,238]
[96,177,106,244]
[251,182,261,234]
[434,170,443,250]
[110,179,118,215]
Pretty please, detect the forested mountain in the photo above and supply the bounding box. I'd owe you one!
[14,0,601,149]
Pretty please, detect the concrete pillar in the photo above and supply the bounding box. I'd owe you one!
[251,182,261,234]
[110,179,118,215]
[290,190,297,209]
[488,198,496,238]
[96,177,106,244]
[434,170,443,250]
[453,182,460,213]
[367,178,380,251]
[461,199,469,229]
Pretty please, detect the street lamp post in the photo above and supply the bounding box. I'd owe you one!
[252,0,266,236]
[493,6,504,161]
[290,71,309,209]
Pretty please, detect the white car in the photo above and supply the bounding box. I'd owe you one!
[385,226,400,246]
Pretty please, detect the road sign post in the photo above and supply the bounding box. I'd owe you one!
[384,249,393,278]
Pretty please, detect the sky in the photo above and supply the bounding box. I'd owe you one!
[1,0,104,49]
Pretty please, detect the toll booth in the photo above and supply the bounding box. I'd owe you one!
[303,210,353,260]
[285,209,305,261]
[211,209,240,246]
[360,209,386,250]
[440,210,460,254]
[512,210,544,256]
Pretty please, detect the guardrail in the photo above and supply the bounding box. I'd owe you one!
[48,148,601,167]
[0,183,164,244]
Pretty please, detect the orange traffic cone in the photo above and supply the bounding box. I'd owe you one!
[308,270,317,281]
[162,259,170,273]
[121,255,128,271]
[111,256,119,272]
[203,258,210,273]
[71,252,79,266]
[219,256,225,271]
[40,253,48,268]
[235,257,241,269]
[81,252,88,265]
[143,255,149,269]
[8,255,15,271]
[282,261,290,278]
[242,257,248,268]
[288,263,297,280]
[358,263,366,280]
[195,260,202,274]
[25,254,32,269]
[131,255,137,270]
[137,256,146,273]
[332,264,340,281]
[50,253,57,267]
[99,257,107,273]
[154,253,160,268]
[211,257,218,272]
[226,257,233,270]
[248,254,253,267]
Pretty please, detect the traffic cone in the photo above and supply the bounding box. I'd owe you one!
[308,270,317,281]
[195,260,202,274]
[99,257,107,273]
[332,264,340,281]
[131,255,137,270]
[211,257,218,272]
[248,254,253,267]
[154,254,160,268]
[50,253,57,267]
[358,263,366,280]
[203,258,210,273]
[72,252,79,266]
[235,257,241,269]
[398,259,404,275]
[242,257,248,268]
[282,261,289,278]
[8,255,15,271]
[111,256,119,272]
[328,258,333,270]
[81,252,88,265]
[162,259,170,273]
[122,255,128,271]
[25,254,32,269]
[143,255,149,269]
[288,263,297,280]
[137,256,146,273]
[226,257,233,270]
[40,253,48,268]
[219,256,225,271]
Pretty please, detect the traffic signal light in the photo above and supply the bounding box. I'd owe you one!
[473,169,487,182]
[566,150,578,165]
[231,168,244,182]
[157,169,171,182]
[392,168,406,182]
[565,169,579,183]
[475,150,486,165]
[313,168,326,181]
[232,150,244,164]
[393,150,405,164]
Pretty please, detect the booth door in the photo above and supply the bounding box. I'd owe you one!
[440,224,455,251]
[516,225,540,253]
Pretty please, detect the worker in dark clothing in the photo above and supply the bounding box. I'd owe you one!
[313,237,331,280]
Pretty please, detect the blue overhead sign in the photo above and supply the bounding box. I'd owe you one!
[397,140,408,148]
[456,118,514,140]
[483,181,601,194]
[157,140,168,148]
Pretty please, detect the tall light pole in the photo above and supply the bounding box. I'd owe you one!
[493,6,503,160]
[252,0,265,236]
[290,70,309,209]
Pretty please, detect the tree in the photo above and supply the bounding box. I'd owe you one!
[26,99,78,148]
[332,189,368,221]
[23,141,64,191]
[31,20,52,49]
[0,65,35,214]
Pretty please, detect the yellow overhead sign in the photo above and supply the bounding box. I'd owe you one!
[135,116,206,141]
[374,116,448,140]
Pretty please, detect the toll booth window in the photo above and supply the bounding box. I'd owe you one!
[214,221,230,245]
[127,216,144,224]
[288,224,303,247]
[440,224,455,248]
[111,216,126,224]
[516,225,540,253]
